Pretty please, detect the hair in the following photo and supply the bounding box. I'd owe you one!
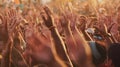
[108,43,120,67]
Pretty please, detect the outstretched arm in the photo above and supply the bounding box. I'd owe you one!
[41,6,73,67]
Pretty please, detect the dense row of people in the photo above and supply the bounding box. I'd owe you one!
[0,2,120,67]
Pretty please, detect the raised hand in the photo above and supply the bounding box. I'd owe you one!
[60,14,70,28]
[94,23,110,37]
[78,16,87,32]
[7,9,17,18]
[40,6,54,29]
[41,6,73,67]
[5,9,23,36]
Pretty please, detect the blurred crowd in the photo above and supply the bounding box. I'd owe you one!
[0,0,120,67]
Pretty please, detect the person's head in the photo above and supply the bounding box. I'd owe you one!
[108,43,120,67]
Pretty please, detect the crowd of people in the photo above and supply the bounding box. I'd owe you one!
[0,0,120,67]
